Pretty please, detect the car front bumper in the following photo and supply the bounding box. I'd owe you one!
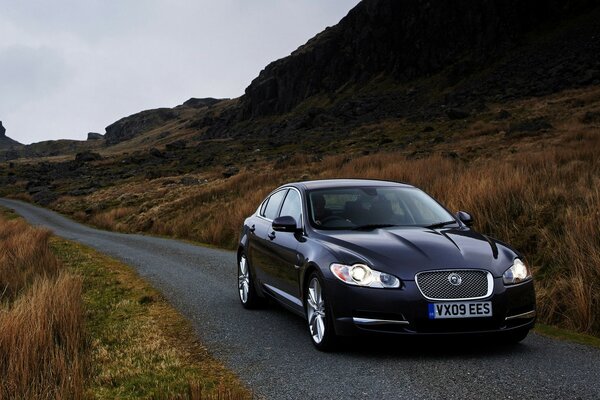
[326,276,536,336]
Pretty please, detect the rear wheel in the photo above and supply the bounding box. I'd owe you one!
[305,272,337,351]
[238,254,263,309]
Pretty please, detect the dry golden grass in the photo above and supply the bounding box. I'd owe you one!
[0,212,250,399]
[56,128,600,336]
[48,86,600,337]
[89,206,136,231]
[318,134,600,334]
[0,220,60,301]
[0,215,86,400]
[51,238,252,400]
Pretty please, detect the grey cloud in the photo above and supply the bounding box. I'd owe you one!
[0,0,360,144]
[0,45,70,112]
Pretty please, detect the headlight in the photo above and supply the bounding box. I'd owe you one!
[502,259,532,285]
[330,263,400,288]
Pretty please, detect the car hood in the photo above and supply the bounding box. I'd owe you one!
[314,227,518,280]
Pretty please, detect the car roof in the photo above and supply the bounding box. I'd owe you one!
[283,179,414,191]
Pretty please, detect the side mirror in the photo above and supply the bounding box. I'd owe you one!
[456,211,474,227]
[272,216,300,233]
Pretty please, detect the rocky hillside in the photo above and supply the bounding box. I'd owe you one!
[241,0,598,118]
[1,0,599,164]
[0,121,22,152]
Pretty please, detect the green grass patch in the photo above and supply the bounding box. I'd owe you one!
[50,237,251,400]
[0,206,20,220]
[534,324,600,350]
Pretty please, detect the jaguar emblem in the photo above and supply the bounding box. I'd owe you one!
[448,273,462,286]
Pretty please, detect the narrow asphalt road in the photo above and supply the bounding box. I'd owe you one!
[2,198,599,400]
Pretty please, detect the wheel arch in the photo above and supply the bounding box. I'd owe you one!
[301,262,323,305]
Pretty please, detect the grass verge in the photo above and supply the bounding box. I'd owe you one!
[49,237,251,400]
[1,210,85,399]
[534,324,600,350]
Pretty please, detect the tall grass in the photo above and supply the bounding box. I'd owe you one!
[318,135,600,334]
[0,216,86,400]
[58,130,600,336]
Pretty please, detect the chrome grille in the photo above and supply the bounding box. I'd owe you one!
[415,270,491,300]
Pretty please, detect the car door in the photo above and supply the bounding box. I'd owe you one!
[262,188,304,308]
[250,189,288,287]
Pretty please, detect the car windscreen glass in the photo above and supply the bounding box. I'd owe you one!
[263,189,288,220]
[307,187,456,230]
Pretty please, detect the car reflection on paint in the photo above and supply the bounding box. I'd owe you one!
[237,179,535,351]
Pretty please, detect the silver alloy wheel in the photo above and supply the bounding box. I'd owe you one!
[238,256,250,304]
[307,277,326,344]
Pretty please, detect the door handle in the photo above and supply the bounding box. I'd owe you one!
[268,231,276,240]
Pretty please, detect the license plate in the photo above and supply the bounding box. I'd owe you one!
[428,301,492,319]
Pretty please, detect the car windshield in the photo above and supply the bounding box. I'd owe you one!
[307,186,456,230]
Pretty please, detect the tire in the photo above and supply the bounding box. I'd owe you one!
[504,327,530,344]
[305,272,338,351]
[238,253,263,309]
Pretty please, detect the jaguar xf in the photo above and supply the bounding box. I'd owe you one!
[237,179,536,350]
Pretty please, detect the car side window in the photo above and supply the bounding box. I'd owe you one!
[279,189,302,224]
[259,199,269,217]
[263,189,288,220]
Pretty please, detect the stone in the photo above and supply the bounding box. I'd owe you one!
[446,108,470,120]
[75,151,102,162]
[149,148,165,158]
[180,176,200,185]
[104,108,178,145]
[165,140,187,151]
[508,117,553,135]
[87,132,104,140]
[222,166,239,178]
[182,98,226,108]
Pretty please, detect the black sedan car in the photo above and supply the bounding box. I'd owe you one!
[237,179,535,350]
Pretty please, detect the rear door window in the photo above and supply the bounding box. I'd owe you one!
[263,189,288,220]
[279,189,302,223]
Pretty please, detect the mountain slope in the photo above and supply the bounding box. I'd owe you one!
[2,0,600,337]
[0,121,22,151]
[241,0,598,118]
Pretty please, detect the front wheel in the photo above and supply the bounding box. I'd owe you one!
[238,254,263,309]
[305,272,337,351]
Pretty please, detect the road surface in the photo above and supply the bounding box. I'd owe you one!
[1,198,599,399]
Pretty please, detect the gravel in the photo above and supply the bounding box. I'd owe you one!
[2,198,600,400]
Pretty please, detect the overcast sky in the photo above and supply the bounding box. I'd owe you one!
[0,0,360,144]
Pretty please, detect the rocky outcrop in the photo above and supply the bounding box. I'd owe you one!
[87,132,104,140]
[0,121,23,151]
[242,0,596,118]
[104,108,178,145]
[182,98,226,108]
[75,151,102,163]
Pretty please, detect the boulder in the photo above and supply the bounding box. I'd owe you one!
[222,166,239,178]
[508,117,553,135]
[446,108,470,120]
[165,140,187,151]
[182,98,227,108]
[180,176,200,185]
[104,108,178,145]
[75,151,102,162]
[149,148,165,158]
[87,132,104,140]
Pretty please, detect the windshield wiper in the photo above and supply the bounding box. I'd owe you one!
[352,224,398,231]
[425,220,457,229]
